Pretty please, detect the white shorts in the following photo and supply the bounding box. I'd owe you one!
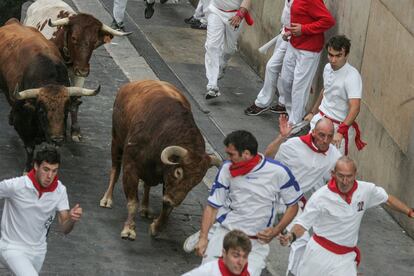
[0,240,46,276]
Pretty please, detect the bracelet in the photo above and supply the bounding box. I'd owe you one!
[290,232,297,243]
[408,208,414,217]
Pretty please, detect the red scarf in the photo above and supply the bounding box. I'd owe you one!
[327,177,358,204]
[229,154,261,177]
[218,257,250,276]
[299,134,327,155]
[27,168,58,198]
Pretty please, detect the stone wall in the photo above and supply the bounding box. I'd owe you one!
[238,0,414,237]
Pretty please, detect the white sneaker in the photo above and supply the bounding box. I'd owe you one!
[205,89,221,100]
[183,230,200,253]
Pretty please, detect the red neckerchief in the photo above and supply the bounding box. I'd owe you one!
[218,257,250,276]
[229,154,261,177]
[299,134,327,155]
[27,168,58,198]
[327,177,358,204]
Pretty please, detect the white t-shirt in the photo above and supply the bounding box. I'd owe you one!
[319,62,362,122]
[295,181,388,247]
[212,0,243,11]
[208,154,303,236]
[275,137,341,194]
[182,260,221,276]
[0,176,69,248]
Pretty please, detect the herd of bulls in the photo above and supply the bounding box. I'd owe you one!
[0,0,221,238]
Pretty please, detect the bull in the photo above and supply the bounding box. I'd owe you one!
[24,0,130,142]
[0,19,100,172]
[99,80,221,238]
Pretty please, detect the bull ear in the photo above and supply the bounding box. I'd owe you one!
[208,154,222,168]
[174,167,184,180]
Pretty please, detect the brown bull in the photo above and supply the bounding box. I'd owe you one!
[100,80,221,238]
[24,0,130,142]
[0,19,99,172]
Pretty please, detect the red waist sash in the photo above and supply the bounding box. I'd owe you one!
[313,234,361,266]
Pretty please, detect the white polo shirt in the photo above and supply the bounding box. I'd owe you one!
[0,176,69,248]
[182,260,221,276]
[295,181,388,247]
[319,62,362,122]
[208,154,303,236]
[275,137,341,193]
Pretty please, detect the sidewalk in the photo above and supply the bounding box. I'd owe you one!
[80,0,413,275]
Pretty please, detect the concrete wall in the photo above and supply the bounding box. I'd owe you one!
[238,0,414,237]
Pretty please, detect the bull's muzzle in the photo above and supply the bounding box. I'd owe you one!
[74,68,90,77]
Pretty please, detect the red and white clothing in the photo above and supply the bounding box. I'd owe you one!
[205,0,250,92]
[279,0,335,124]
[275,136,341,194]
[295,180,388,276]
[255,0,292,108]
[310,62,363,155]
[0,175,69,275]
[183,257,249,276]
[274,135,340,275]
[205,154,303,276]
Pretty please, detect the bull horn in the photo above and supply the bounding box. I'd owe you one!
[67,85,101,97]
[48,18,70,27]
[208,154,223,168]
[160,146,188,165]
[13,85,40,100]
[101,23,132,36]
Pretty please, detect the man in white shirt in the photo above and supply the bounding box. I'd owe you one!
[183,230,252,276]
[0,143,82,276]
[245,0,292,116]
[265,115,341,275]
[204,0,253,99]
[279,156,414,276]
[304,35,366,155]
[194,130,302,276]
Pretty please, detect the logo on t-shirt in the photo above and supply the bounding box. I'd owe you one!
[357,201,364,212]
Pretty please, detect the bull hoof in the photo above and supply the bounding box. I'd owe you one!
[99,197,113,208]
[139,207,154,219]
[121,226,136,241]
[149,222,159,237]
[71,133,82,143]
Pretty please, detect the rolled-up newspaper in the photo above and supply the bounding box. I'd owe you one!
[258,34,280,54]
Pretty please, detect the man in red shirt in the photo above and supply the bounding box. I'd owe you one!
[278,0,335,125]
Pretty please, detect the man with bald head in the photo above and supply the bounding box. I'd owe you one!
[265,115,341,275]
[279,156,414,275]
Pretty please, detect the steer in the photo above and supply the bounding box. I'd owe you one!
[0,19,100,172]
[99,80,221,238]
[24,0,130,142]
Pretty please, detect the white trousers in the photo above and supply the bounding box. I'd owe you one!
[279,43,321,124]
[202,225,269,276]
[205,7,242,91]
[297,237,357,276]
[255,36,288,108]
[194,0,211,24]
[113,0,155,22]
[0,240,46,276]
[310,112,355,155]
